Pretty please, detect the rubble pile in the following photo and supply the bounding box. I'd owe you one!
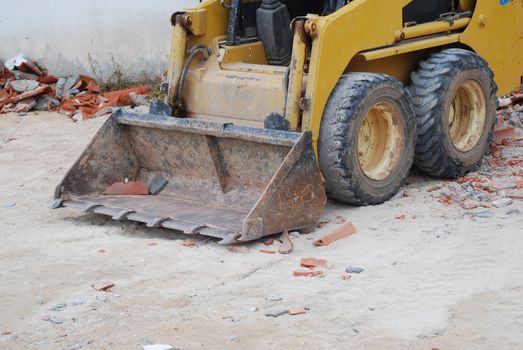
[0,54,149,120]
[430,90,523,215]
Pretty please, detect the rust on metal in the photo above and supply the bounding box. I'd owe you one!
[54,110,327,243]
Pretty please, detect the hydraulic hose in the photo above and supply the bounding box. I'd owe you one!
[174,44,209,117]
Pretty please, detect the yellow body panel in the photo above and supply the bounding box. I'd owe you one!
[172,0,523,151]
[460,0,523,94]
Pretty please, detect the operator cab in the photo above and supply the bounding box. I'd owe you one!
[224,0,476,66]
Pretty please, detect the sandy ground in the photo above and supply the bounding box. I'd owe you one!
[0,112,522,350]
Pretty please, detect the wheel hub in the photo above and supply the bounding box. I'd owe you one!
[448,80,487,152]
[357,101,404,181]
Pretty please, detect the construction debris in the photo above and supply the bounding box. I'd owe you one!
[429,96,523,214]
[278,229,294,254]
[313,221,356,247]
[345,266,365,274]
[293,270,324,278]
[92,280,115,292]
[264,308,289,318]
[288,308,307,316]
[181,240,196,248]
[227,246,250,254]
[300,258,328,269]
[104,181,150,196]
[1,53,149,118]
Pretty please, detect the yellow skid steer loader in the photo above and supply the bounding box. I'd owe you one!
[54,0,523,243]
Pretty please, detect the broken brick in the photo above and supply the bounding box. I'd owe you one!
[92,280,114,292]
[227,246,250,254]
[313,221,356,247]
[293,270,324,278]
[494,127,516,144]
[260,249,276,254]
[102,86,149,107]
[288,308,306,316]
[263,239,275,246]
[103,181,149,196]
[339,275,352,281]
[300,258,328,269]
[182,240,196,248]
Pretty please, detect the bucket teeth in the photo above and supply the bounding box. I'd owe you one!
[112,210,136,221]
[83,203,102,213]
[146,217,170,228]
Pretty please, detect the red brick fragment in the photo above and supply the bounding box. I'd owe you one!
[182,240,196,248]
[494,127,516,144]
[38,75,59,84]
[339,275,352,281]
[288,308,306,316]
[300,258,328,269]
[260,249,276,255]
[227,246,250,254]
[293,270,324,277]
[78,75,101,93]
[103,181,149,196]
[92,280,114,292]
[313,222,356,247]
[102,86,148,107]
[263,239,274,246]
[316,221,330,228]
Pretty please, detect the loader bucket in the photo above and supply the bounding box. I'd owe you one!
[54,110,327,243]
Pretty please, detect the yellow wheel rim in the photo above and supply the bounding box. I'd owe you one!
[357,101,404,181]
[448,80,487,152]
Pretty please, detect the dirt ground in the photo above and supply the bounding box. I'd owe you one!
[1,112,522,350]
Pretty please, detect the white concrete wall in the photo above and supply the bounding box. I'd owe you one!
[0,0,198,80]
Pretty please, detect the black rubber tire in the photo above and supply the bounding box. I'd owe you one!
[410,49,498,178]
[318,73,417,205]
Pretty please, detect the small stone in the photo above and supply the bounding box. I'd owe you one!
[130,92,150,107]
[507,209,521,215]
[149,176,169,195]
[230,337,239,343]
[289,231,301,238]
[345,266,365,274]
[240,306,258,313]
[50,316,65,325]
[143,345,174,350]
[477,194,490,202]
[492,198,514,209]
[265,296,283,302]
[50,303,68,312]
[149,99,173,116]
[231,317,241,323]
[368,307,376,311]
[72,112,84,122]
[69,298,85,306]
[71,340,92,349]
[96,294,109,303]
[472,210,495,219]
[3,201,16,208]
[41,315,51,321]
[264,308,289,318]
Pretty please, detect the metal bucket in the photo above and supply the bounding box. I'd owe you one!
[53,110,327,243]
